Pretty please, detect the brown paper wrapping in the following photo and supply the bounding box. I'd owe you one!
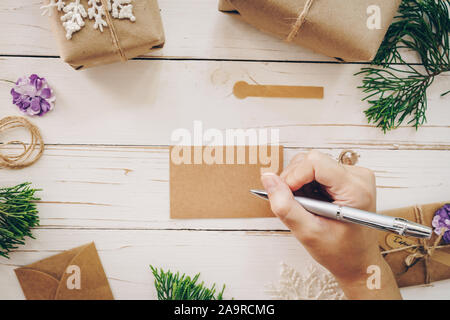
[170,145,283,219]
[219,0,401,61]
[46,0,165,70]
[379,203,450,288]
[15,242,114,300]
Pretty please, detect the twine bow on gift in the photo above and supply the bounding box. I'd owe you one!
[381,205,450,284]
[286,0,315,42]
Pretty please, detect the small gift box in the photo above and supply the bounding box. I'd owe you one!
[42,0,165,70]
[379,203,450,288]
[219,0,401,61]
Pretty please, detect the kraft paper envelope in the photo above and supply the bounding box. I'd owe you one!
[15,242,114,300]
[170,145,284,219]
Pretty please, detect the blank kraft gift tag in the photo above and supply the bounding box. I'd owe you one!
[170,145,283,219]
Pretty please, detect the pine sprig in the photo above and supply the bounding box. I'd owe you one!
[150,265,225,300]
[356,0,449,132]
[0,183,41,259]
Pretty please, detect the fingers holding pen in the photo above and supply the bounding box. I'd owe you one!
[281,150,377,212]
[260,172,321,236]
[281,150,350,192]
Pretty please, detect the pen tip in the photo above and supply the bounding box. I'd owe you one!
[250,189,269,200]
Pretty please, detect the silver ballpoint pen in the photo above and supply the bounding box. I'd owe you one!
[250,189,432,239]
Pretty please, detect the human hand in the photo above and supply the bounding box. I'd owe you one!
[261,150,401,299]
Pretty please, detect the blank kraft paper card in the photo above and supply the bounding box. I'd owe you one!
[170,145,284,219]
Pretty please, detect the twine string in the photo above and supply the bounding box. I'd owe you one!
[286,0,315,42]
[100,0,127,62]
[0,116,44,169]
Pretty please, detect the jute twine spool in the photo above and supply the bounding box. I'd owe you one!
[0,116,44,169]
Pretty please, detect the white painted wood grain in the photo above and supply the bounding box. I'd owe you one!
[0,57,448,148]
[1,229,448,300]
[0,146,448,230]
[0,0,449,301]
[0,229,314,300]
[0,0,420,62]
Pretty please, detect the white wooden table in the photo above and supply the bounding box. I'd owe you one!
[0,0,449,300]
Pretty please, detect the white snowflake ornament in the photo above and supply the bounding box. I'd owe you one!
[265,262,346,300]
[61,0,88,40]
[41,0,136,40]
[110,0,136,21]
[40,0,66,16]
[87,0,108,32]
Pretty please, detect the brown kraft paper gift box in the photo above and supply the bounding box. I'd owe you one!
[219,0,401,61]
[44,0,165,70]
[379,203,450,288]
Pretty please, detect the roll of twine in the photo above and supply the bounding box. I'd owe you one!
[0,116,44,169]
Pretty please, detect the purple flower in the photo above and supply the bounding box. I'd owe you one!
[10,74,55,116]
[432,204,450,244]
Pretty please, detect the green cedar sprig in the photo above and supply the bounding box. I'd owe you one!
[356,0,449,132]
[0,183,40,259]
[150,265,225,300]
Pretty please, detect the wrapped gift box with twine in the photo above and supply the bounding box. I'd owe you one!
[338,152,450,288]
[42,0,165,70]
[380,203,450,287]
[219,0,401,61]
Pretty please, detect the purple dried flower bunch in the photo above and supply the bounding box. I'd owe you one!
[10,74,55,116]
[432,204,450,244]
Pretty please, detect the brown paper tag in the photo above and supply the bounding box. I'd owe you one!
[170,145,283,219]
[385,234,420,254]
[233,81,324,99]
[385,234,450,267]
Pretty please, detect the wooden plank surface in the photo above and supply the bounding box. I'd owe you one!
[0,146,448,230]
[1,229,449,300]
[1,57,449,148]
[0,0,449,301]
